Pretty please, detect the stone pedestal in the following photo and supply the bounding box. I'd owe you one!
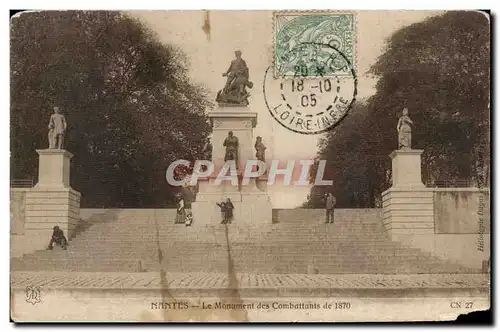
[383,149,432,236]
[35,149,73,188]
[24,149,82,250]
[192,105,272,224]
[390,149,425,189]
[382,188,434,236]
[209,106,258,172]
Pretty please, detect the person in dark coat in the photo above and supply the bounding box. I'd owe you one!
[325,193,337,224]
[47,225,68,250]
[216,198,235,224]
[175,194,186,224]
[216,201,227,224]
[224,198,234,224]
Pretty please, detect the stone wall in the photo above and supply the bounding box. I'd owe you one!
[11,189,29,235]
[434,189,490,234]
[384,188,490,270]
[11,187,82,258]
[11,189,30,258]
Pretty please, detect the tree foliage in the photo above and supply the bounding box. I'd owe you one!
[11,11,212,207]
[307,11,490,208]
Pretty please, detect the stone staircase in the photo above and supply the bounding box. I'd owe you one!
[11,208,477,274]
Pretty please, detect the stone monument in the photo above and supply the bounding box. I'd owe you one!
[391,108,423,189]
[255,136,266,162]
[48,106,67,149]
[382,107,432,237]
[24,107,81,250]
[216,50,253,106]
[223,131,239,166]
[192,52,272,224]
[397,107,413,150]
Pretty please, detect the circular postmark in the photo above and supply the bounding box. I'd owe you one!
[264,42,357,135]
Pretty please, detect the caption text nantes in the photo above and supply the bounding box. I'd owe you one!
[151,301,351,310]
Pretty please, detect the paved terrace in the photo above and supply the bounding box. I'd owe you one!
[11,272,489,298]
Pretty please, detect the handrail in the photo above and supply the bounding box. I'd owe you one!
[10,179,34,188]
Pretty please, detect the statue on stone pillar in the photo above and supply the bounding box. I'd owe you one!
[223,131,239,165]
[48,106,67,149]
[216,50,253,106]
[255,136,266,162]
[397,107,413,149]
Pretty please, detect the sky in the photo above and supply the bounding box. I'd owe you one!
[131,10,443,208]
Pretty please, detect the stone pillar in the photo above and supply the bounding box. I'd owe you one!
[35,149,72,188]
[390,149,425,189]
[24,149,81,250]
[209,106,257,172]
[382,149,433,237]
[192,105,272,225]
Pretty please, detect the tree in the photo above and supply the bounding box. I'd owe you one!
[305,102,380,208]
[369,11,490,188]
[307,11,490,208]
[11,11,213,207]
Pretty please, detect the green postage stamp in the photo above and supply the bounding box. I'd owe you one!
[274,12,356,78]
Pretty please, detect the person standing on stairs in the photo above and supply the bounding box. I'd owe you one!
[225,198,234,224]
[217,198,235,224]
[216,200,227,224]
[175,194,186,224]
[185,197,193,227]
[325,193,336,224]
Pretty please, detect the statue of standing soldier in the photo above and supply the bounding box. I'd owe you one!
[48,106,67,149]
[255,136,266,162]
[216,50,253,106]
[223,131,239,165]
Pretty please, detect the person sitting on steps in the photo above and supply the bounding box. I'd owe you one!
[47,225,68,250]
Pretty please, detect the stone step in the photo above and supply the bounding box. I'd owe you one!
[11,253,464,263]
[50,242,410,251]
[75,224,385,234]
[17,254,438,266]
[19,250,430,260]
[69,235,391,242]
[16,261,442,269]
[64,243,407,252]
[80,223,385,230]
[14,207,475,274]
[12,262,473,274]
[88,221,385,226]
[75,230,384,237]
[71,226,388,233]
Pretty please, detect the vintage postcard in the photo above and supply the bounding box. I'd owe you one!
[10,10,490,322]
